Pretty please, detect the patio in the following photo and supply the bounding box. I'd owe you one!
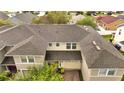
[62,70,82,81]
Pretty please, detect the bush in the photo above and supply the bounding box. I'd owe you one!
[60,68,64,74]
[0,71,12,81]
[17,64,64,81]
[121,75,124,81]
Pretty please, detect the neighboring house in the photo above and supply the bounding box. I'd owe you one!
[96,16,124,30]
[0,24,124,81]
[0,12,9,20]
[8,13,37,25]
[113,24,124,52]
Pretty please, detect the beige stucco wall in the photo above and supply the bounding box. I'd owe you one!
[13,55,45,70]
[80,53,90,81]
[47,42,81,51]
[61,61,81,69]
[90,69,124,81]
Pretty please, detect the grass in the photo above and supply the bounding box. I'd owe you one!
[102,35,112,41]
[120,51,124,56]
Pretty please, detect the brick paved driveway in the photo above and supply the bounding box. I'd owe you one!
[62,70,80,81]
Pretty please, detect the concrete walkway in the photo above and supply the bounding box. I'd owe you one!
[63,70,80,81]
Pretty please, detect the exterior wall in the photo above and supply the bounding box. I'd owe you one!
[0,49,6,64]
[114,26,124,43]
[89,69,124,81]
[81,53,90,81]
[47,42,81,51]
[61,61,81,69]
[13,55,45,70]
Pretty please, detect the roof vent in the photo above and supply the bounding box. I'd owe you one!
[92,41,101,51]
[92,41,96,45]
[96,45,101,50]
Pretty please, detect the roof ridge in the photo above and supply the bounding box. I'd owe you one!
[0,25,19,34]
[5,36,33,56]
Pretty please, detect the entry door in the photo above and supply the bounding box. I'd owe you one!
[7,65,17,73]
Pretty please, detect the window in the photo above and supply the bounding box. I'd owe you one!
[99,69,116,76]
[21,56,27,63]
[107,69,115,76]
[49,43,52,47]
[20,56,35,63]
[72,43,77,49]
[118,29,121,35]
[99,69,107,76]
[56,43,60,47]
[66,43,71,49]
[28,56,34,63]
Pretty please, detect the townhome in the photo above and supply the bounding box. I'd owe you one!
[0,24,124,81]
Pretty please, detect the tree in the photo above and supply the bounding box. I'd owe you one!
[76,16,97,29]
[32,11,71,24]
[0,19,11,27]
[17,64,64,81]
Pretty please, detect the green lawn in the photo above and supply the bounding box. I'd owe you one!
[102,35,112,41]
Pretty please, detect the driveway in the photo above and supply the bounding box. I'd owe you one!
[62,70,81,81]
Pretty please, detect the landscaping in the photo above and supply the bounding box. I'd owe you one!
[102,35,112,41]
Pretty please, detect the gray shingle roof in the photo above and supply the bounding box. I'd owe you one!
[0,24,124,68]
[80,26,124,68]
[45,51,82,60]
[0,25,33,46]
[0,25,13,31]
[28,24,89,42]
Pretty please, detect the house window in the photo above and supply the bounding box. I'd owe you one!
[56,43,60,47]
[49,43,52,47]
[119,30,121,35]
[72,43,77,49]
[66,43,71,49]
[28,56,34,63]
[107,69,115,76]
[20,56,35,63]
[98,69,116,76]
[21,56,27,63]
[99,69,107,76]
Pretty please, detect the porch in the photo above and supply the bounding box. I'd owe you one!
[0,57,17,73]
[45,51,82,70]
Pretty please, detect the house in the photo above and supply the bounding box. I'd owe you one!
[0,24,124,81]
[113,24,124,52]
[96,16,124,30]
[8,12,37,25]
